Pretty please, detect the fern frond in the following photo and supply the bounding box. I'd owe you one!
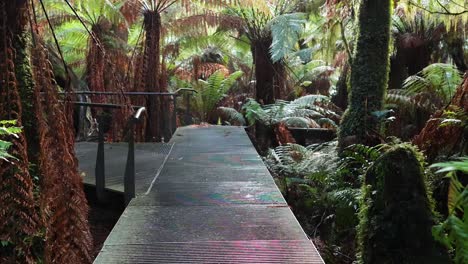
[217,107,246,126]
[280,116,312,128]
[403,63,463,104]
[268,12,306,62]
[194,70,243,122]
[291,94,331,107]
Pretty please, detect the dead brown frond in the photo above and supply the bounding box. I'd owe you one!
[0,2,39,263]
[31,39,93,264]
[413,74,468,161]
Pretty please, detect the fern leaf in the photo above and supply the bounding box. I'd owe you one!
[269,12,306,62]
[217,107,246,126]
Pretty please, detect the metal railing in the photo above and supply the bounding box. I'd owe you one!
[89,104,145,205]
[59,89,197,205]
[64,89,197,138]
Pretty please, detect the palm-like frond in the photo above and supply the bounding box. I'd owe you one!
[217,107,246,126]
[193,70,243,121]
[44,0,126,26]
[266,141,339,178]
[0,120,21,162]
[403,63,463,104]
[290,94,331,107]
[268,13,306,62]
[243,94,340,129]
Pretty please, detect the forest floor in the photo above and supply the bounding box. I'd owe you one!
[87,198,124,258]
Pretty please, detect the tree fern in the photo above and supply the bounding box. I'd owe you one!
[290,94,331,107]
[193,70,243,122]
[280,116,315,128]
[403,63,463,104]
[431,158,468,264]
[217,107,246,125]
[242,95,340,129]
[269,12,306,62]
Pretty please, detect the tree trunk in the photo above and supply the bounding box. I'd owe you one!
[338,0,391,149]
[358,145,449,264]
[253,38,275,105]
[0,1,38,262]
[331,63,349,110]
[143,11,164,142]
[448,37,467,72]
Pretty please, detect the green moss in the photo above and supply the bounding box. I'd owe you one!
[338,0,391,148]
[357,144,450,264]
[14,32,39,159]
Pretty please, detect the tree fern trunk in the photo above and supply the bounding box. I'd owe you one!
[86,27,106,106]
[253,38,275,105]
[31,42,93,264]
[273,61,287,100]
[143,11,163,142]
[338,0,391,149]
[0,1,38,263]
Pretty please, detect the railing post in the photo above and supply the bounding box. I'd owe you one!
[184,92,192,125]
[172,95,177,133]
[124,118,136,206]
[123,107,144,206]
[95,114,106,203]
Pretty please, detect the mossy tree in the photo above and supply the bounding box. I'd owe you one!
[338,0,391,149]
[357,144,450,264]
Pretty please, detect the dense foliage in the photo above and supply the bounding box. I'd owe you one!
[0,0,466,263]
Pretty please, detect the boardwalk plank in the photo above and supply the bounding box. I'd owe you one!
[82,126,324,263]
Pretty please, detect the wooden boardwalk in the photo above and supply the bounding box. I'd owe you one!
[78,126,324,263]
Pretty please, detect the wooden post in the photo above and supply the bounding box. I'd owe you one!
[95,115,106,203]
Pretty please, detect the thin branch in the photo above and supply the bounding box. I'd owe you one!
[39,0,71,91]
[436,0,451,14]
[408,1,468,16]
[340,19,352,65]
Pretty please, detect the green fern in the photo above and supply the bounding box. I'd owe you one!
[269,12,306,62]
[0,120,22,162]
[242,95,339,129]
[193,70,243,122]
[430,158,468,264]
[217,107,246,126]
[403,63,463,105]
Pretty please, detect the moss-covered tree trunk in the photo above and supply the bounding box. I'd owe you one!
[15,33,39,159]
[357,145,449,264]
[338,0,391,149]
